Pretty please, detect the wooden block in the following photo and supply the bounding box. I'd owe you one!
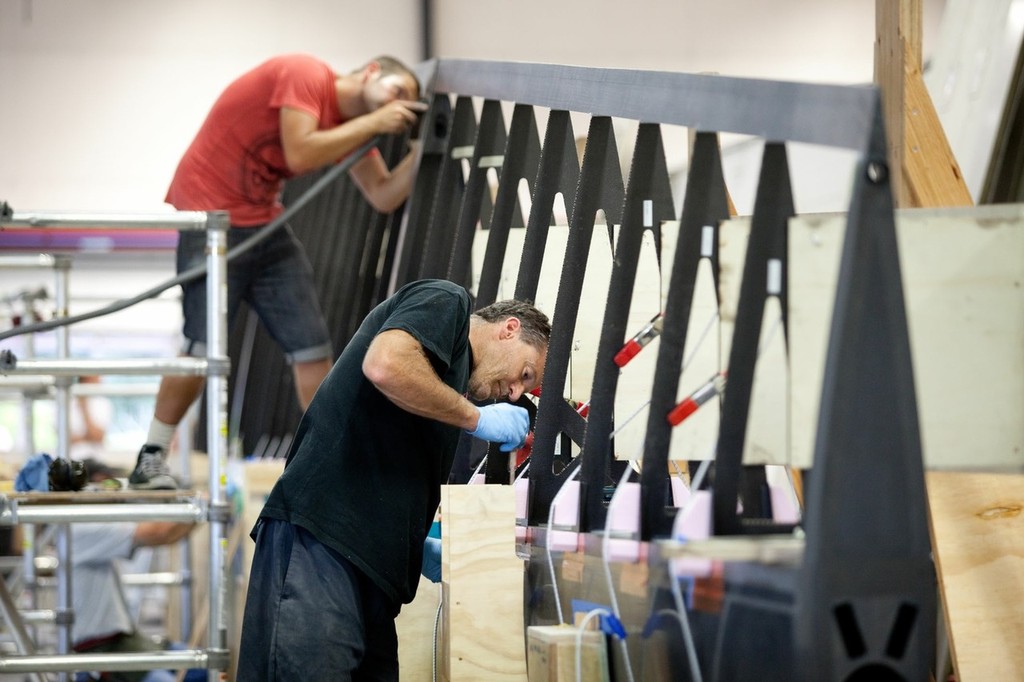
[927,470,1024,680]
[441,484,527,680]
[526,625,610,682]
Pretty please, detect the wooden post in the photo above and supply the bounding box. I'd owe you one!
[875,0,972,207]
[875,3,1024,679]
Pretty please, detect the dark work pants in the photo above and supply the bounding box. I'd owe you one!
[237,519,400,681]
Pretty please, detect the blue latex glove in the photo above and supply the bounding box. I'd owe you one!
[468,403,530,452]
[16,453,53,492]
[421,536,442,583]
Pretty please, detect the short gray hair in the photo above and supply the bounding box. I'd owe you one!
[474,300,551,349]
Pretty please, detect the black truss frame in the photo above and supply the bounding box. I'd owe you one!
[398,58,933,679]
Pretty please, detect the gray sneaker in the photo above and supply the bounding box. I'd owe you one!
[128,444,178,490]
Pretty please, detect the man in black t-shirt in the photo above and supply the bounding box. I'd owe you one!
[238,279,550,681]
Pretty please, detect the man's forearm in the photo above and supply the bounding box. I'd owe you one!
[363,329,478,429]
[351,145,420,213]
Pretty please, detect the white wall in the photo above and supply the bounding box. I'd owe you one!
[925,0,1024,200]
[0,0,974,359]
[0,0,422,211]
[1,0,952,212]
[432,0,950,216]
[434,0,944,83]
[0,1,424,449]
[12,0,1024,466]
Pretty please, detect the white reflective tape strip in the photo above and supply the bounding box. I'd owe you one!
[451,145,475,159]
[643,199,653,227]
[478,155,504,168]
[701,225,714,257]
[767,258,782,295]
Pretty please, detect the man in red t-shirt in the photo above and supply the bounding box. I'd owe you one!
[130,54,426,490]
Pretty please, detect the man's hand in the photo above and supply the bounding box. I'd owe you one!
[468,403,530,452]
[421,536,442,583]
[368,100,428,136]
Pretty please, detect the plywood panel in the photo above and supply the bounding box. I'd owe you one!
[666,226,725,462]
[927,470,1024,680]
[786,205,1024,470]
[441,484,527,680]
[717,217,790,464]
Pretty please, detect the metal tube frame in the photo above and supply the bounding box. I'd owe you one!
[1,211,212,231]
[0,649,225,674]
[204,212,231,676]
[1,502,206,525]
[1,358,213,377]
[52,255,72,681]
[0,209,231,677]
[0,379,163,397]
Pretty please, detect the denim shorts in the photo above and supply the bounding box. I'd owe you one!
[237,519,400,681]
[177,224,332,364]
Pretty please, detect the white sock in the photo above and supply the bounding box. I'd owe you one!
[146,419,178,453]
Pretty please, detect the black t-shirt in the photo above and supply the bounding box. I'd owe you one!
[259,279,472,604]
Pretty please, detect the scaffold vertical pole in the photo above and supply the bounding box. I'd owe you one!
[204,211,231,680]
[52,254,73,682]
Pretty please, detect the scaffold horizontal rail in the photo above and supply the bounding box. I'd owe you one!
[0,649,215,674]
[0,501,206,525]
[0,254,63,269]
[0,376,161,396]
[0,210,222,231]
[1,358,215,377]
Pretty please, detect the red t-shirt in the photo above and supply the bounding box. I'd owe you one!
[166,54,343,226]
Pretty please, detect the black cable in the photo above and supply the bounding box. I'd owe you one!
[0,137,382,343]
[229,308,260,443]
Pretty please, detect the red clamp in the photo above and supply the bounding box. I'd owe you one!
[667,372,727,426]
[614,313,664,367]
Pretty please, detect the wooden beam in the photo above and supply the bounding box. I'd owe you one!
[875,0,912,205]
[875,5,1020,681]
[875,0,972,207]
[902,51,974,207]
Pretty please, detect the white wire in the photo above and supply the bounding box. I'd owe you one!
[611,289,781,447]
[609,398,652,440]
[676,446,715,522]
[667,574,706,682]
[515,460,531,482]
[685,310,721,371]
[688,457,712,496]
[576,607,612,682]
[469,453,487,480]
[665,437,716,681]
[546,463,581,625]
[597,464,638,682]
[609,309,721,442]
[563,285,786,682]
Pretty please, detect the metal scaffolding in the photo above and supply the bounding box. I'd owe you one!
[0,209,232,681]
